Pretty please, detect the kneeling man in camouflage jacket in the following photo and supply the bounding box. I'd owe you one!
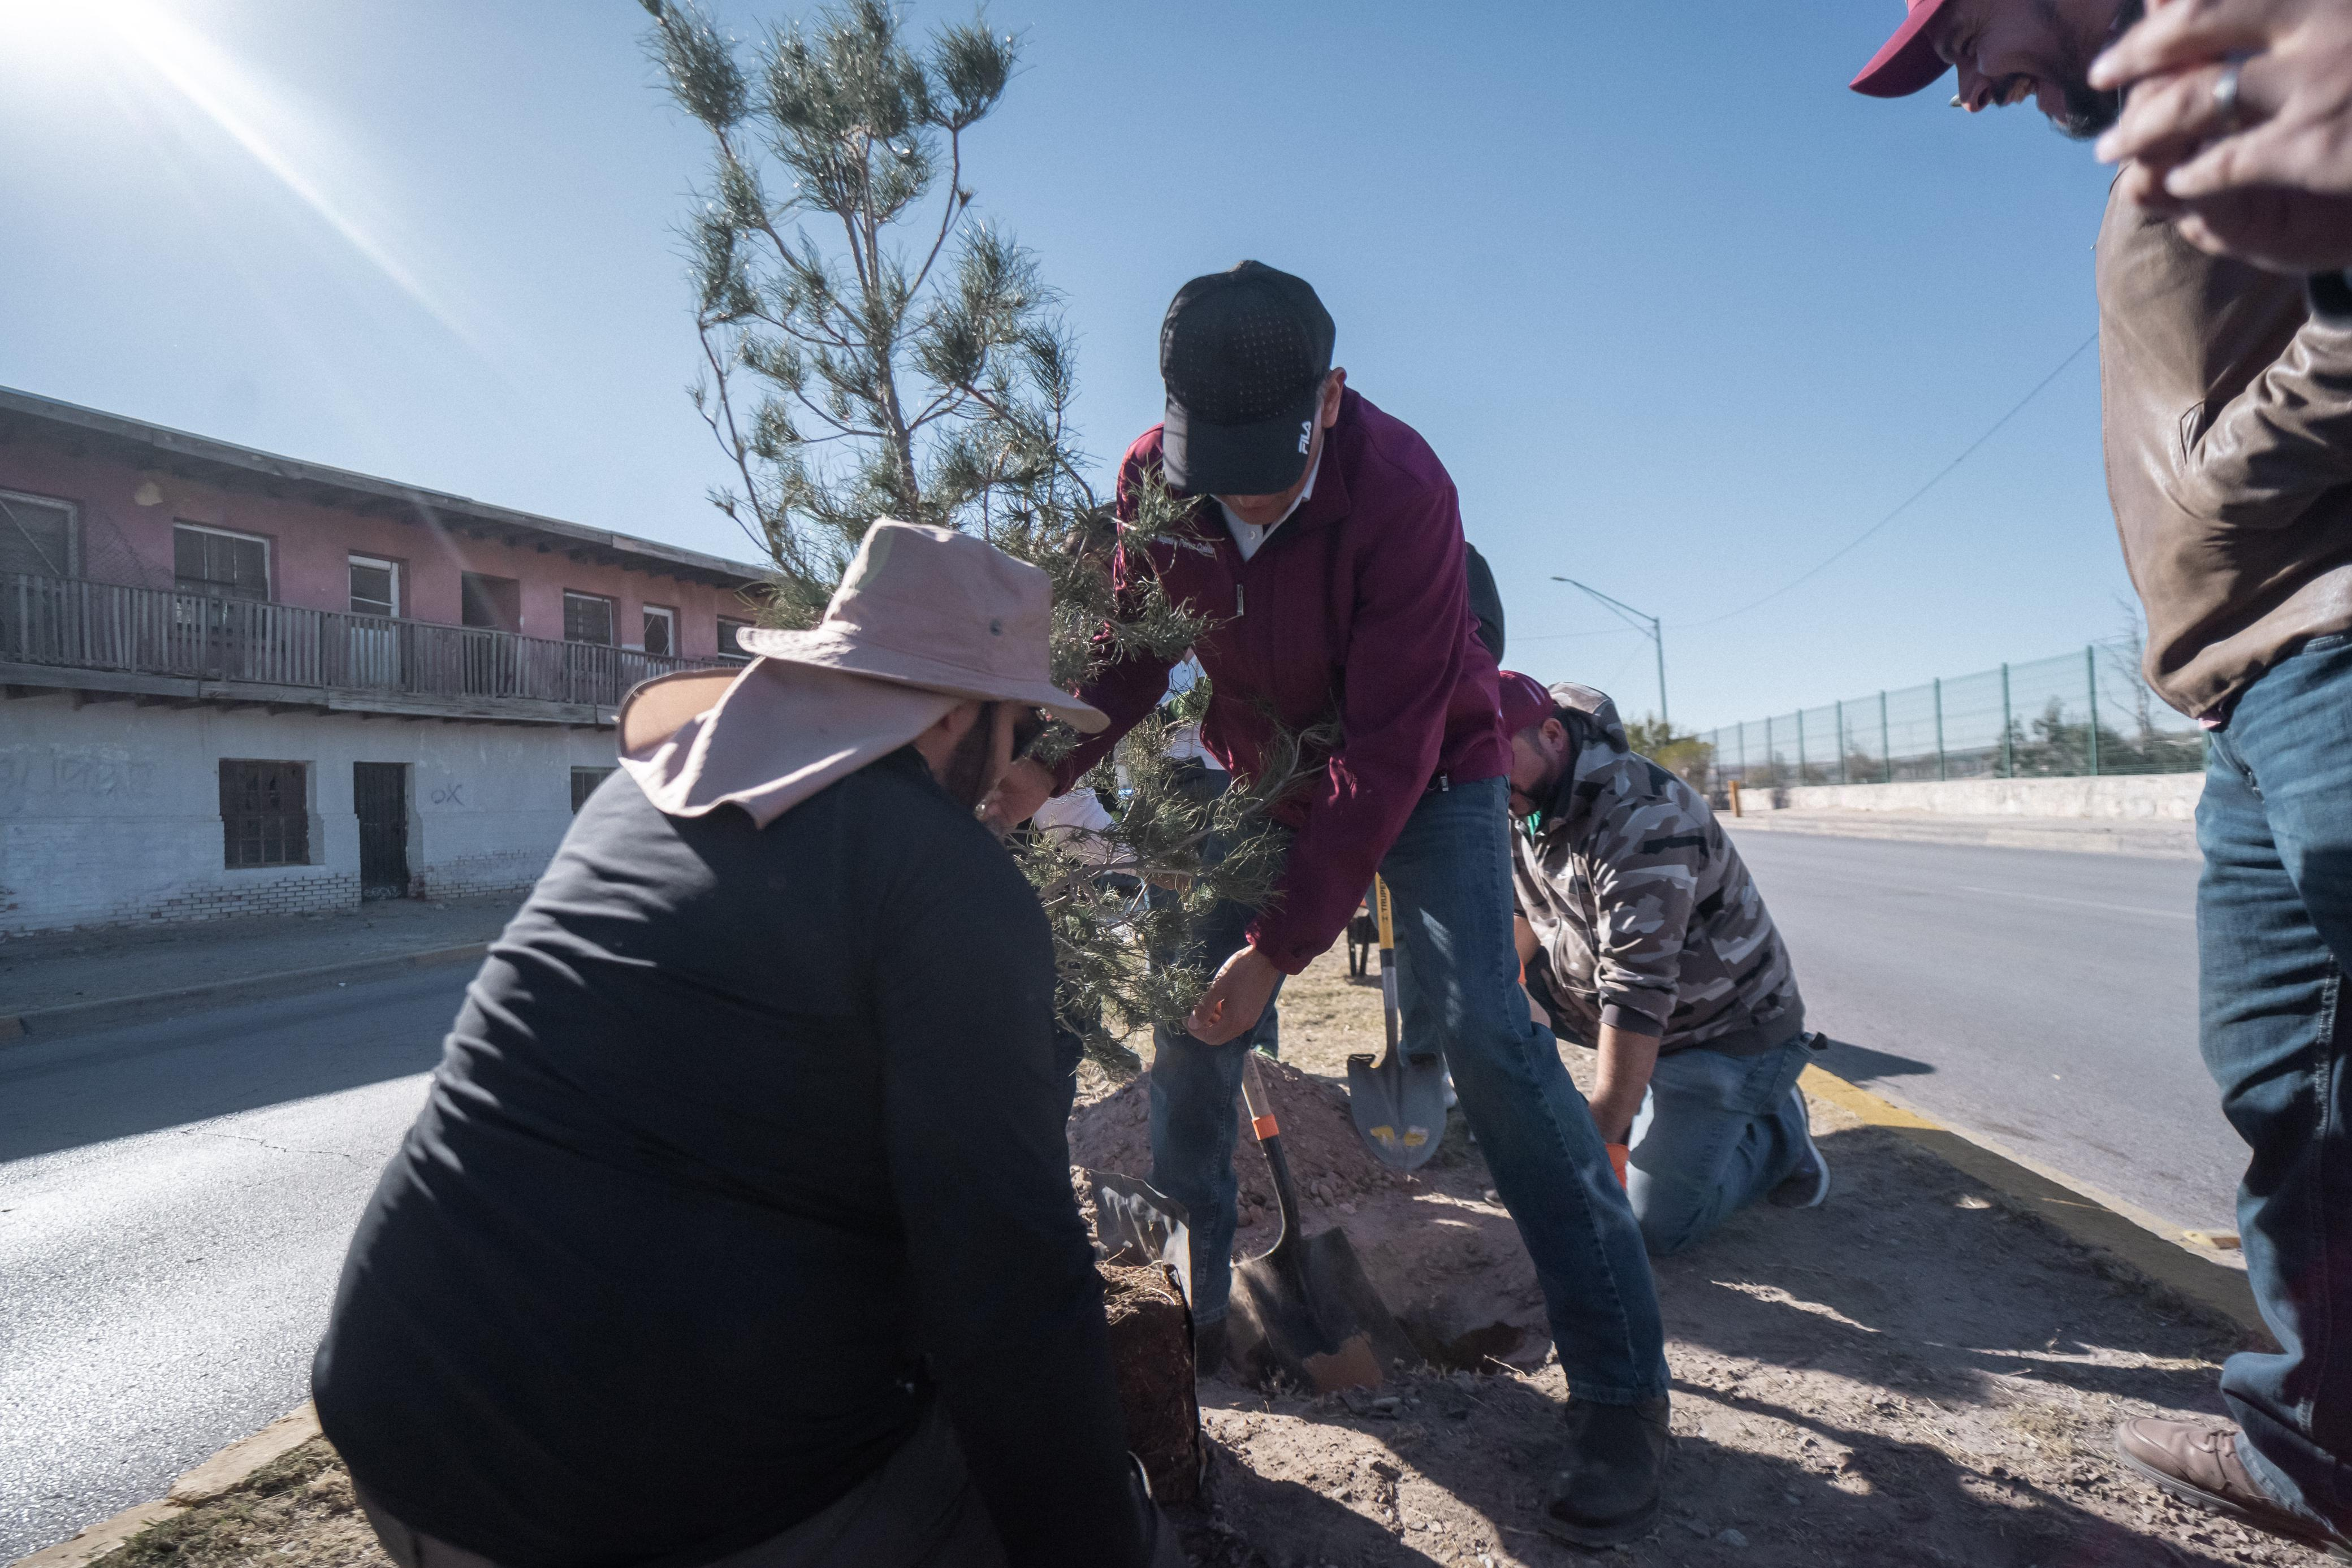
[1499,672,1828,1256]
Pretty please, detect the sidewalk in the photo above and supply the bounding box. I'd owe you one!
[0,894,522,1022]
[1727,807,2199,859]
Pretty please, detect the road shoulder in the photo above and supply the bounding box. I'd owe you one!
[1727,809,2199,859]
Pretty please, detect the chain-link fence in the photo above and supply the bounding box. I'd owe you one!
[1698,642,2207,790]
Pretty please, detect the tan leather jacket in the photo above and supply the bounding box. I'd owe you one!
[2098,180,2352,717]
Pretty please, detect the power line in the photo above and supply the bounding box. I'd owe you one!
[1675,329,2100,630]
[1515,625,1647,644]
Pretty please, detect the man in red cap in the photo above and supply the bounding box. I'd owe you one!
[1852,8,2352,1557]
[1850,0,2141,133]
[1498,673,1826,1257]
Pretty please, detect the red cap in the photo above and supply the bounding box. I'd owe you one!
[1498,670,1554,737]
[1851,0,1955,98]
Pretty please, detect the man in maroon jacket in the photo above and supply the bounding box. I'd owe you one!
[991,262,1671,1544]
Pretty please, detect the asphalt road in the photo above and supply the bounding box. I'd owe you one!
[0,968,460,1562]
[1730,829,2237,1237]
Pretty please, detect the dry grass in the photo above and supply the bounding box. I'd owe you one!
[103,1441,386,1567]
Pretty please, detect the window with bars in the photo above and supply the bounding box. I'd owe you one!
[220,760,310,868]
[175,524,270,600]
[564,591,615,646]
[642,605,676,657]
[0,490,76,578]
[570,766,616,813]
[717,616,754,657]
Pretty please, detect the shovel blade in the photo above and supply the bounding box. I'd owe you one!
[1345,1050,1449,1172]
[1228,1226,1416,1394]
[1083,1169,1193,1310]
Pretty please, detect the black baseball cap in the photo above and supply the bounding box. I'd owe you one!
[1160,261,1335,496]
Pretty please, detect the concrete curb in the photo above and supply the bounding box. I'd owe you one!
[1800,1064,2263,1338]
[9,1405,322,1567]
[0,942,488,1047]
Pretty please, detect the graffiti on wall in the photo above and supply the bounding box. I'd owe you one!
[0,748,158,803]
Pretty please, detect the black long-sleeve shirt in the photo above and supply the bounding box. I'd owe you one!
[312,750,1144,1567]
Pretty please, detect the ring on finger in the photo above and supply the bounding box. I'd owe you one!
[2212,58,2246,131]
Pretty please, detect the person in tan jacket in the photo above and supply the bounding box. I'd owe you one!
[1853,1,2352,1556]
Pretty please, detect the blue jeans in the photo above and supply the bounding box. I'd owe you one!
[2199,632,2352,1530]
[1149,774,1668,1405]
[1625,1036,1812,1257]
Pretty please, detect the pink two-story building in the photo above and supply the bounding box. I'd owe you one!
[0,385,767,935]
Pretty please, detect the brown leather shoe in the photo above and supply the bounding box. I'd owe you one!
[2115,1418,2352,1559]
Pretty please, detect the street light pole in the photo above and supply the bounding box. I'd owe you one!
[1551,575,1667,729]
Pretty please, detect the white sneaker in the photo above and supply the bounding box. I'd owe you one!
[1767,1085,1830,1209]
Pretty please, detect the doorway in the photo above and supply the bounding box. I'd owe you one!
[354,762,410,899]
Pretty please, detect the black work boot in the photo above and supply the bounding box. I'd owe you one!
[1545,1396,1670,1547]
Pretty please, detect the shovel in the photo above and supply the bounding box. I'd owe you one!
[1225,1049,1415,1393]
[1346,876,1447,1171]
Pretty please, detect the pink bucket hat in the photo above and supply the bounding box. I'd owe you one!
[617,521,1105,826]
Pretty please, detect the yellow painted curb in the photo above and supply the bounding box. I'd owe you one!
[1798,1064,2265,1341]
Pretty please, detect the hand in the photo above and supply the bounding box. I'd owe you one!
[2092,0,2352,272]
[1185,945,1282,1045]
[980,756,1055,832]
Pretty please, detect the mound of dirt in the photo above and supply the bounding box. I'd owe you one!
[1070,1055,1553,1372]
[1069,1052,1410,1251]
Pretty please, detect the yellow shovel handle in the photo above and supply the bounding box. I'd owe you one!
[1374,876,1395,950]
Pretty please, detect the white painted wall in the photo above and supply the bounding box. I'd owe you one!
[0,695,619,935]
[1729,772,2204,821]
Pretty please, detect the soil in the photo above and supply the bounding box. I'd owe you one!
[1097,951,2323,1568]
[82,948,2328,1568]
[1102,1261,1206,1506]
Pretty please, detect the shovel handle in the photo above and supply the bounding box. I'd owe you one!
[1239,1048,1302,1250]
[1374,877,1401,1056]
[1240,1047,1279,1142]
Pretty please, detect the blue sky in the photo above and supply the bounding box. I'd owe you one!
[0,1,2133,731]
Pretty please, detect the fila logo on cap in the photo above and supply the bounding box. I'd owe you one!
[1298,420,1312,454]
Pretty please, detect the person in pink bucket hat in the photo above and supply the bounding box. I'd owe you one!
[312,521,1181,1568]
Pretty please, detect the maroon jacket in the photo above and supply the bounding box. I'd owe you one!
[1054,388,1507,973]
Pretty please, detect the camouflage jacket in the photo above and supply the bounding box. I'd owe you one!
[1510,683,1804,1056]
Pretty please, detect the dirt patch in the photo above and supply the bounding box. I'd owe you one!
[1128,950,2321,1567]
[1071,1046,1550,1372]
[1102,1261,1205,1505]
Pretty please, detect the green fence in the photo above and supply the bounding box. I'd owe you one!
[1701,643,2207,789]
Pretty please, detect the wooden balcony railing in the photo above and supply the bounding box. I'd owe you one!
[0,571,738,711]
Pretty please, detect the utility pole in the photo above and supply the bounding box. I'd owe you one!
[1550,576,1667,728]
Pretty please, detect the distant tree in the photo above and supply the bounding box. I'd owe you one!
[641,0,1310,1067]
[1624,713,1714,790]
